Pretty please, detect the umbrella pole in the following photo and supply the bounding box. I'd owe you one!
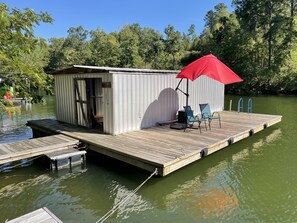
[186,79,189,106]
[175,79,183,91]
[175,78,190,106]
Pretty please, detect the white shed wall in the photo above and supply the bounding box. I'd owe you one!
[54,73,114,134]
[112,73,224,135]
[182,75,225,113]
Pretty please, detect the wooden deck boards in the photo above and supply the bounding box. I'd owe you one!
[0,135,79,164]
[7,207,62,223]
[27,111,282,176]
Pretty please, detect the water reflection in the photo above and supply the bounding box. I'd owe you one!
[190,188,238,219]
[0,97,55,143]
[0,106,22,132]
[163,161,239,219]
[252,129,282,150]
[0,174,52,198]
[15,163,155,222]
[147,126,284,222]
[111,184,153,220]
[0,158,34,173]
[1,95,296,223]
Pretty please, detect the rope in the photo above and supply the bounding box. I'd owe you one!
[96,168,158,223]
[0,154,44,173]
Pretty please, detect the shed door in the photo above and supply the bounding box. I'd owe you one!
[74,78,103,129]
[74,79,91,128]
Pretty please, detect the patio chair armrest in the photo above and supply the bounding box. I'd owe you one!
[212,112,220,117]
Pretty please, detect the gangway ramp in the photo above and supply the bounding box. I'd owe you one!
[0,134,79,165]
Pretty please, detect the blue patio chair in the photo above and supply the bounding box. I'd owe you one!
[199,103,221,130]
[184,105,207,133]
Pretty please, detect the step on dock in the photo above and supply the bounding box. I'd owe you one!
[6,207,62,223]
[46,148,87,170]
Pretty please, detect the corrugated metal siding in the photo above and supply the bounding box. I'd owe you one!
[55,71,224,135]
[55,75,74,124]
[54,73,113,134]
[112,73,224,135]
[182,75,224,113]
[113,73,179,135]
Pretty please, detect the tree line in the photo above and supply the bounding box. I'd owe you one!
[0,1,297,100]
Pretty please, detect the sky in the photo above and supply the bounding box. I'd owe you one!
[3,0,233,40]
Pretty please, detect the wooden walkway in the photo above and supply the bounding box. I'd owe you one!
[27,111,282,176]
[7,207,62,223]
[0,135,79,165]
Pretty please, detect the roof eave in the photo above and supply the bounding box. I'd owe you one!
[51,65,180,75]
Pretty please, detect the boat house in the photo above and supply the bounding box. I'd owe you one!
[53,65,224,135]
[24,65,282,176]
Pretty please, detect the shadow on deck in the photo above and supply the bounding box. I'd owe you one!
[27,111,282,176]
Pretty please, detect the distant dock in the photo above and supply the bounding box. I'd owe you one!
[27,111,282,176]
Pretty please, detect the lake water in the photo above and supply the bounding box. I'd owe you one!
[0,95,296,222]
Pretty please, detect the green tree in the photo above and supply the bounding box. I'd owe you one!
[199,3,259,93]
[89,29,121,67]
[233,0,297,93]
[138,28,164,68]
[164,24,183,69]
[118,24,142,67]
[0,3,53,99]
[233,0,287,68]
[62,26,91,66]
[45,37,65,72]
[180,24,201,66]
[46,26,91,72]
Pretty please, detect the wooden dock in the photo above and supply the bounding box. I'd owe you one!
[6,207,62,223]
[0,135,79,165]
[27,111,282,176]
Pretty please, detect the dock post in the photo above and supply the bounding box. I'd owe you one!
[82,153,86,163]
[81,153,86,169]
[69,156,72,169]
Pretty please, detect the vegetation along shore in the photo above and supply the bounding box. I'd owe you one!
[0,1,296,102]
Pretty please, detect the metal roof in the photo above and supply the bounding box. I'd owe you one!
[52,65,180,75]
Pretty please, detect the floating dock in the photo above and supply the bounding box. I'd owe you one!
[6,207,62,223]
[0,135,79,165]
[27,111,282,176]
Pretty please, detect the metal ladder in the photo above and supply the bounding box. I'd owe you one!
[237,98,252,113]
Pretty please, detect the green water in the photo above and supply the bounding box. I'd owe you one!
[0,95,296,222]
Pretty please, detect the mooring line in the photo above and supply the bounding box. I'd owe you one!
[96,168,158,223]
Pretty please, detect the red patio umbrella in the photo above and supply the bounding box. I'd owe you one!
[176,54,243,105]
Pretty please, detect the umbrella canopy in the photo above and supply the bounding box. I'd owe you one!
[175,54,243,106]
[177,54,243,84]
